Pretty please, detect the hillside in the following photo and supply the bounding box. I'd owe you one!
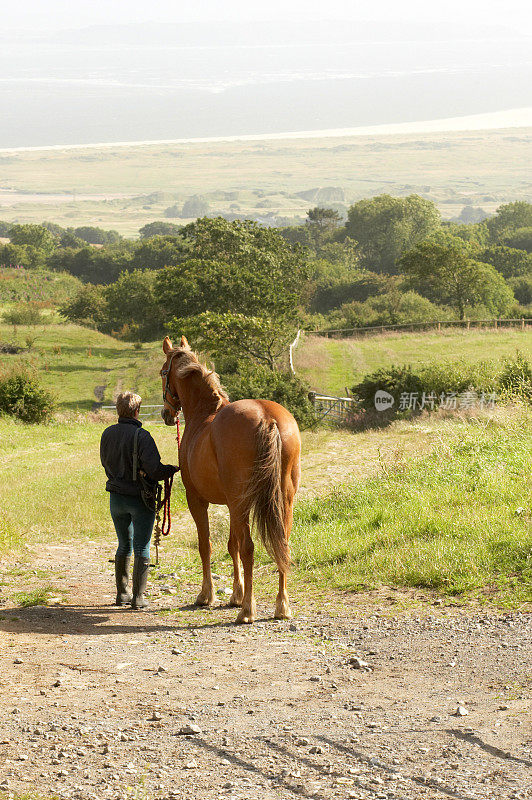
[295,327,532,395]
[0,319,163,412]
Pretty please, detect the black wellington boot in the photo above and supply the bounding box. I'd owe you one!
[131,556,150,611]
[114,554,132,606]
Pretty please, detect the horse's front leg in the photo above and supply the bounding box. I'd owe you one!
[187,490,215,606]
[229,507,256,624]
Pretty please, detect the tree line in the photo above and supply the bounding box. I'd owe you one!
[2,196,532,367]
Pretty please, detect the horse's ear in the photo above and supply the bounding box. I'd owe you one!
[180,335,191,350]
[163,336,173,354]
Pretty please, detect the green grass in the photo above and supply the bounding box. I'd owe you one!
[0,317,164,411]
[296,328,532,394]
[14,586,57,607]
[2,409,530,608]
[290,413,532,606]
[0,417,187,556]
[0,128,529,235]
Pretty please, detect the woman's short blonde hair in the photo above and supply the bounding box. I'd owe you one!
[116,391,142,418]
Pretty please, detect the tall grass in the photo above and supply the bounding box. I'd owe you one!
[291,414,532,605]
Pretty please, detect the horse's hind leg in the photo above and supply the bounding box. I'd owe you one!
[228,524,244,607]
[187,490,215,607]
[229,507,256,624]
[275,497,293,620]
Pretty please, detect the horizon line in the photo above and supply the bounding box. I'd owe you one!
[0,107,531,155]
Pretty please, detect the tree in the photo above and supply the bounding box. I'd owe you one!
[104,270,161,339]
[401,239,513,320]
[487,202,532,242]
[345,194,441,273]
[0,243,47,269]
[172,217,310,318]
[130,235,190,271]
[181,196,210,218]
[73,226,122,245]
[502,227,532,253]
[8,224,56,255]
[169,311,297,371]
[139,221,182,238]
[480,246,532,279]
[60,284,108,328]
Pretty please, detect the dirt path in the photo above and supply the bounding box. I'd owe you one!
[0,536,530,800]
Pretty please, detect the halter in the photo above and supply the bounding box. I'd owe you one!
[161,351,181,413]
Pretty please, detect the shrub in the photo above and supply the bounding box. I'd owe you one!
[223,364,317,429]
[0,366,55,423]
[353,359,497,414]
[3,303,46,326]
[498,351,532,401]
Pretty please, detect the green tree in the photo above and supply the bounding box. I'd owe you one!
[345,194,441,273]
[0,243,47,269]
[170,311,298,371]
[401,239,513,320]
[104,270,161,339]
[131,235,190,271]
[306,207,342,246]
[487,202,532,242]
[73,226,122,245]
[181,196,210,218]
[8,224,56,255]
[139,221,182,238]
[480,246,532,279]
[60,284,108,329]
[502,227,532,253]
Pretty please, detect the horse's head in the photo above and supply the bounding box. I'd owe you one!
[160,335,191,425]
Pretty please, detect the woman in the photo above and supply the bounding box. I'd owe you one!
[100,391,178,610]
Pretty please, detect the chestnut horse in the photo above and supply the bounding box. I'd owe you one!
[160,336,301,624]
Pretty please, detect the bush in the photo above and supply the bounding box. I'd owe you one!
[0,366,55,423]
[3,303,47,326]
[353,360,497,414]
[222,364,317,429]
[498,351,532,401]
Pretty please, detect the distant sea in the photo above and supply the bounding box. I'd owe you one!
[0,33,531,148]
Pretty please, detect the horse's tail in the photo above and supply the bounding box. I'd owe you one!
[246,418,291,573]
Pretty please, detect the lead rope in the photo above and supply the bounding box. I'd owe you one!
[154,416,181,565]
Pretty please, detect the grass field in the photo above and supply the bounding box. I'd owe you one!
[3,319,532,409]
[296,327,532,394]
[1,408,530,608]
[0,318,164,411]
[0,127,530,235]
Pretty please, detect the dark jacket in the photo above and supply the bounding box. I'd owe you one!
[100,417,177,497]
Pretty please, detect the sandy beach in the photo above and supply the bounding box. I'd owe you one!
[1,107,531,154]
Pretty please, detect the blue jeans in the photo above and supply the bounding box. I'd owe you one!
[109,493,155,559]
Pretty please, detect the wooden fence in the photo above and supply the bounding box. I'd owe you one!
[308,392,359,422]
[308,318,530,339]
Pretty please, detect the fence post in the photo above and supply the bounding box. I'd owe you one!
[437,322,441,332]
[466,319,470,330]
[522,318,525,330]
[494,319,498,329]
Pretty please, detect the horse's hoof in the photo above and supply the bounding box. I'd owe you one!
[236,605,256,624]
[274,605,292,620]
[229,588,244,607]
[274,596,292,620]
[195,593,214,607]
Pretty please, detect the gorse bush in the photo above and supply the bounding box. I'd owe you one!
[0,365,55,423]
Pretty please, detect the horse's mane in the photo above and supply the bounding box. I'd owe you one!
[171,347,229,410]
